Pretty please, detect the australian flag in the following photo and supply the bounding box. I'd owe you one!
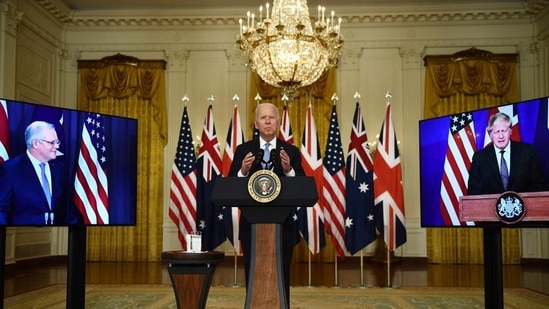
[345,102,376,254]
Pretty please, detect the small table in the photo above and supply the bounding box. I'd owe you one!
[162,251,225,309]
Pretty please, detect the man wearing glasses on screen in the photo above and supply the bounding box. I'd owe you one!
[0,121,74,225]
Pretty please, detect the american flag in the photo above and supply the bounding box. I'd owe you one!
[345,102,376,255]
[322,105,347,258]
[373,101,406,251]
[298,104,326,254]
[74,113,109,225]
[0,100,9,163]
[278,105,294,144]
[439,112,476,226]
[222,104,244,254]
[168,106,197,249]
[196,105,225,251]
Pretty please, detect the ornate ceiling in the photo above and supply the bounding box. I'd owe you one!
[58,0,541,12]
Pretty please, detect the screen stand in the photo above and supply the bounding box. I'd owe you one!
[483,227,503,308]
[66,226,87,309]
[1,226,6,309]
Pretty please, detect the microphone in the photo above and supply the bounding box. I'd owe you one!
[269,148,279,166]
[255,148,265,166]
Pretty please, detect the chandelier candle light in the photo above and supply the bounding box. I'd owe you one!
[237,0,344,93]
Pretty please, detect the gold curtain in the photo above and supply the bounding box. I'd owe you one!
[249,69,338,262]
[77,54,167,261]
[423,48,520,264]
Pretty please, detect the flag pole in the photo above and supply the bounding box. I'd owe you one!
[386,246,391,287]
[360,250,365,288]
[334,252,339,287]
[308,250,312,287]
[233,250,238,287]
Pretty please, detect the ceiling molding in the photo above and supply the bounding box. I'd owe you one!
[61,11,532,29]
[35,0,72,23]
[34,0,538,26]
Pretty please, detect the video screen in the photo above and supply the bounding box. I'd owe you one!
[0,99,137,226]
[419,96,549,227]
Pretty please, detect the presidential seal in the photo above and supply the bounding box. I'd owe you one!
[248,169,281,203]
[495,191,526,224]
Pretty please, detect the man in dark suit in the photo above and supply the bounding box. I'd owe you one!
[0,121,72,225]
[467,113,548,309]
[468,112,548,195]
[228,102,304,306]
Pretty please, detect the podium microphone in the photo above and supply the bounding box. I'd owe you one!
[269,148,279,166]
[255,148,265,166]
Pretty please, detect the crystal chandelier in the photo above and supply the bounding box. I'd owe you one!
[237,0,344,92]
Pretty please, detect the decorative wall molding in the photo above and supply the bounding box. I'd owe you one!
[0,0,23,35]
[527,0,549,14]
[17,45,51,96]
[164,49,189,72]
[33,0,544,28]
[400,45,425,69]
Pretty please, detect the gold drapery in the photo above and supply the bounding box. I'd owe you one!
[77,54,167,261]
[249,69,338,262]
[423,48,520,264]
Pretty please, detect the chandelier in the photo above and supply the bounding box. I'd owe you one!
[236,0,344,92]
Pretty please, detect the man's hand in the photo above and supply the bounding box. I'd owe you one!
[240,152,255,176]
[280,148,292,174]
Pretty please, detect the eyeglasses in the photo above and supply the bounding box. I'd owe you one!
[40,139,61,146]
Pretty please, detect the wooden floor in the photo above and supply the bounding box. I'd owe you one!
[4,256,549,298]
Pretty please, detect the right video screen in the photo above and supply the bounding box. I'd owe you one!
[419,96,549,227]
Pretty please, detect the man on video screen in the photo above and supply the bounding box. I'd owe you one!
[0,121,76,225]
[468,112,548,195]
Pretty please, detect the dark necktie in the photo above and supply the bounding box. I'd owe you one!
[40,163,52,209]
[263,142,270,169]
[499,150,509,190]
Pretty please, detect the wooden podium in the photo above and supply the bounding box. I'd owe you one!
[459,191,549,309]
[162,251,225,309]
[212,176,318,309]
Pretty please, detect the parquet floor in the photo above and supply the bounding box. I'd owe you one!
[4,256,549,298]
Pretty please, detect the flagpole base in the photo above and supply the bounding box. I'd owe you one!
[370,235,400,263]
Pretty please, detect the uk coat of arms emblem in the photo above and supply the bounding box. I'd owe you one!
[496,192,526,224]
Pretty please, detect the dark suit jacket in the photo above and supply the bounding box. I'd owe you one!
[0,153,72,225]
[228,138,304,298]
[467,141,548,195]
[228,138,305,178]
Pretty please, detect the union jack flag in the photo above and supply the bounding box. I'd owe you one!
[278,104,300,245]
[298,104,326,254]
[168,106,197,249]
[278,105,294,144]
[222,104,244,254]
[373,101,406,251]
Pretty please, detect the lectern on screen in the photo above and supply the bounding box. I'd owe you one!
[419,96,549,227]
